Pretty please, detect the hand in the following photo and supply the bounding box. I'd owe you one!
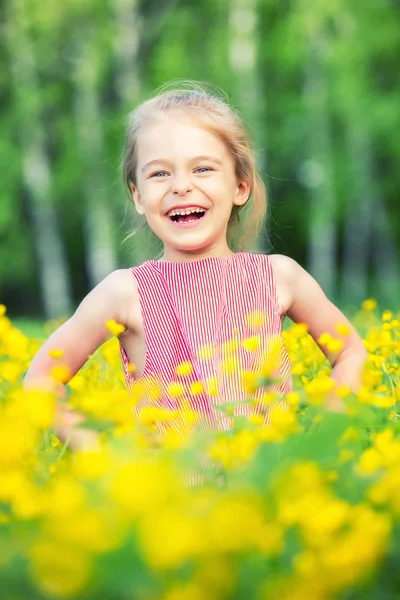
[324,387,346,414]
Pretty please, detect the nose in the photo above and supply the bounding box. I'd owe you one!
[171,173,193,196]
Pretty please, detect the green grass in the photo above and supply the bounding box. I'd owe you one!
[13,318,46,339]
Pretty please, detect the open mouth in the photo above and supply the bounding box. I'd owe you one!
[167,208,207,225]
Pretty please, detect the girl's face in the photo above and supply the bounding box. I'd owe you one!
[131,115,250,261]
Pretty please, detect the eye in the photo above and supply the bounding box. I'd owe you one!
[149,171,168,178]
[195,167,213,173]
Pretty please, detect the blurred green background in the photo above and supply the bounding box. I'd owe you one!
[1,0,400,326]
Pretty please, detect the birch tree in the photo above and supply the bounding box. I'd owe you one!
[6,0,73,318]
[301,9,338,299]
[72,21,117,288]
[228,0,269,252]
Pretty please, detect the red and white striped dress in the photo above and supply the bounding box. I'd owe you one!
[120,252,292,435]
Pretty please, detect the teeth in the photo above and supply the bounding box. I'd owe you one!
[168,208,205,217]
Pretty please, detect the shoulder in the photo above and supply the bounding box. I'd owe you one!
[267,254,302,315]
[99,268,138,298]
[96,268,139,315]
[96,268,141,333]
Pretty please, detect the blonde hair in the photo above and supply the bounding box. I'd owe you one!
[122,81,267,256]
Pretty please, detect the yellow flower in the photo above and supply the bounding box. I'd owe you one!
[245,310,267,331]
[260,392,277,406]
[382,310,393,322]
[242,371,259,394]
[0,304,6,316]
[48,349,64,359]
[327,338,344,353]
[73,449,110,480]
[51,434,61,447]
[206,376,218,396]
[358,448,382,474]
[166,381,184,397]
[291,362,305,375]
[138,406,159,426]
[139,510,204,569]
[243,336,260,352]
[317,333,332,346]
[176,361,193,376]
[286,392,300,410]
[361,368,382,388]
[305,376,334,405]
[105,320,126,336]
[222,357,237,375]
[249,413,264,425]
[51,364,71,383]
[336,323,351,336]
[362,298,377,311]
[337,385,351,398]
[0,361,24,383]
[190,381,204,395]
[290,323,309,338]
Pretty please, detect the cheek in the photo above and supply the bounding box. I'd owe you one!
[140,184,164,208]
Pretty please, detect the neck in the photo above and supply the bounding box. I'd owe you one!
[160,242,235,263]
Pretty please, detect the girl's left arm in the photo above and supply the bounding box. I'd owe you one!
[271,255,368,411]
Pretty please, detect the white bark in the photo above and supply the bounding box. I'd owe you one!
[112,0,145,263]
[7,0,73,318]
[341,123,373,303]
[73,42,117,287]
[302,38,338,299]
[113,0,141,107]
[228,0,268,252]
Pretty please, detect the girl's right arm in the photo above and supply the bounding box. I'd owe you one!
[24,269,137,450]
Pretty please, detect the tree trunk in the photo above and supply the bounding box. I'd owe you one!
[302,38,338,300]
[7,0,73,319]
[73,41,117,288]
[341,122,373,304]
[228,0,268,252]
[112,0,146,264]
[113,0,141,109]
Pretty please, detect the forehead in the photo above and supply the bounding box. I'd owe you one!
[136,114,231,163]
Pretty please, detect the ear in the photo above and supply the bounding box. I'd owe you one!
[130,183,145,215]
[233,180,251,207]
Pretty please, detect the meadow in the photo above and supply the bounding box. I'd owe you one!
[1,302,400,599]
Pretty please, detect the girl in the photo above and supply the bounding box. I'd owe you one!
[24,82,367,450]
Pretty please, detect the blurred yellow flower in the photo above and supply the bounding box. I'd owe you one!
[291,362,305,375]
[362,299,377,311]
[327,339,344,353]
[290,323,309,339]
[176,361,193,376]
[105,320,126,336]
[318,333,332,346]
[243,336,260,352]
[336,323,351,336]
[48,349,64,359]
[50,364,71,383]
[190,381,204,395]
[245,310,267,331]
[166,381,184,397]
